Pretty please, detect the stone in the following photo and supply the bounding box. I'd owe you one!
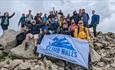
[107,67,115,70]
[43,57,53,68]
[0,50,3,55]
[92,66,104,70]
[34,64,46,70]
[111,62,115,68]
[9,41,36,59]
[58,66,64,70]
[0,29,19,53]
[0,67,8,70]
[9,59,23,70]
[90,48,101,62]
[49,64,58,70]
[56,60,65,67]
[93,42,103,50]
[18,62,31,70]
[97,62,105,67]
[0,61,7,68]
[109,44,115,47]
[105,35,113,41]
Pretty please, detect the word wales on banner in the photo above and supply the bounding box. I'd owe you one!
[37,34,89,68]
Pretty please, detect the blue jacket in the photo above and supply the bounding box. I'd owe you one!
[82,13,89,24]
[71,14,79,23]
[91,14,100,25]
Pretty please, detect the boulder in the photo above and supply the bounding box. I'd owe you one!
[93,42,103,50]
[9,41,36,59]
[92,66,103,70]
[18,62,31,70]
[58,66,64,70]
[97,62,105,67]
[49,64,58,70]
[90,48,101,62]
[9,59,23,70]
[0,67,8,70]
[111,62,115,68]
[34,65,45,70]
[0,29,19,53]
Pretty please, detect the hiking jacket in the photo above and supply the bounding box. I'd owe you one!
[0,13,15,26]
[26,23,41,34]
[81,13,89,24]
[91,14,100,26]
[18,16,26,26]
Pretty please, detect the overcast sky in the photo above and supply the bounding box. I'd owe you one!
[0,0,115,36]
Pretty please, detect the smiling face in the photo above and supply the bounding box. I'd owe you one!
[78,21,84,27]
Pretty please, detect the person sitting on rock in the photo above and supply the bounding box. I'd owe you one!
[69,20,78,37]
[25,20,41,54]
[73,20,91,41]
[0,12,15,31]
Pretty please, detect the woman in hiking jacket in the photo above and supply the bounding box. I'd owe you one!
[74,20,90,41]
[0,12,15,31]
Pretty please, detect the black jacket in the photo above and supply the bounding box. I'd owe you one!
[0,13,15,26]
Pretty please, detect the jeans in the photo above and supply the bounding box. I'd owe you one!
[89,24,97,37]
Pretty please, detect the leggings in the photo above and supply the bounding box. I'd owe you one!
[1,24,8,31]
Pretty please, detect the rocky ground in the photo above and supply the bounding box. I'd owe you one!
[0,29,115,70]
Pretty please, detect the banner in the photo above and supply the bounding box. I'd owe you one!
[37,34,89,68]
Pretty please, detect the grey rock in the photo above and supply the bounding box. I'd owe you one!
[97,62,105,67]
[90,48,101,62]
[10,41,36,59]
[0,29,19,53]
[18,62,31,70]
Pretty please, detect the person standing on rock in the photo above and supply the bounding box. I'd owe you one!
[18,13,26,32]
[25,20,41,54]
[81,9,89,27]
[0,12,15,31]
[89,10,100,37]
[26,10,33,24]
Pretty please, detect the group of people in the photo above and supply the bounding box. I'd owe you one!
[0,8,100,54]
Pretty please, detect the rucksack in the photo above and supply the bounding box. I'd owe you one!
[16,32,26,45]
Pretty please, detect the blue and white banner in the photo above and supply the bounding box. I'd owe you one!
[37,34,89,68]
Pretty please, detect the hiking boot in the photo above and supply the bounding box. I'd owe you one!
[25,42,28,50]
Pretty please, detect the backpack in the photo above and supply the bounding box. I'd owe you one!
[16,32,26,45]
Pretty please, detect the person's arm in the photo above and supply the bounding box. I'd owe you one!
[9,12,15,18]
[53,7,56,15]
[86,28,91,41]
[18,17,22,26]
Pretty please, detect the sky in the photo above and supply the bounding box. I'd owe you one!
[0,0,115,36]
